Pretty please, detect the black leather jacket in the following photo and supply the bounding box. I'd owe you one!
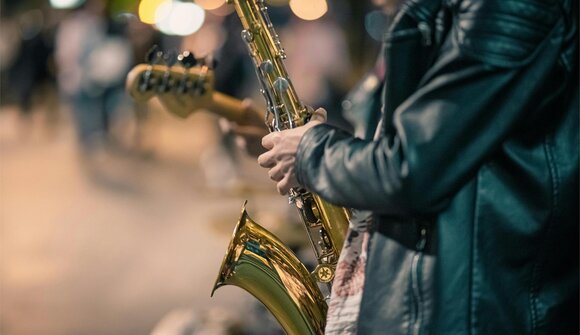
[295,0,578,334]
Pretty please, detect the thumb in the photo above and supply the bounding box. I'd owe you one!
[310,108,327,123]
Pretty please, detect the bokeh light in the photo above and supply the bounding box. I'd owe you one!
[49,0,85,9]
[155,1,206,36]
[195,0,226,10]
[139,0,167,24]
[289,0,327,21]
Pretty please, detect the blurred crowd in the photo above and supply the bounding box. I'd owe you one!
[1,0,384,175]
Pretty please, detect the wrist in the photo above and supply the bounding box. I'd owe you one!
[295,123,328,186]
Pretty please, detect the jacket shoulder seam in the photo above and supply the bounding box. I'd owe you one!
[452,0,563,68]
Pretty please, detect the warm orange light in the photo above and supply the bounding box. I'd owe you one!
[138,0,167,24]
[195,0,226,10]
[289,0,327,21]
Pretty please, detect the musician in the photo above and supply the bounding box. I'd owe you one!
[255,0,579,334]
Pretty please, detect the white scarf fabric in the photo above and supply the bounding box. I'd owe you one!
[325,210,374,334]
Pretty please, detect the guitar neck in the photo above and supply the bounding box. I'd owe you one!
[209,92,247,123]
[125,63,257,123]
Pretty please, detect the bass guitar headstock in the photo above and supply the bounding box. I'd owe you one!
[126,46,218,118]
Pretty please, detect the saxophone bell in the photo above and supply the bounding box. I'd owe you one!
[212,203,328,335]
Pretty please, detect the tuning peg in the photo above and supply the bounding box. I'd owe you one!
[156,50,178,93]
[163,49,178,67]
[176,51,195,94]
[140,45,162,92]
[145,45,163,64]
[178,51,197,68]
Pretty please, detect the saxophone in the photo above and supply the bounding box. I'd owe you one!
[212,0,350,334]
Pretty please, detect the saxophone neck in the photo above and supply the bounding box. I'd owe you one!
[229,0,309,131]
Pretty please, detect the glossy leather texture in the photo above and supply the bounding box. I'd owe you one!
[295,0,578,334]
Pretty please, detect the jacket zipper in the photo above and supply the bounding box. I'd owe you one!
[410,225,427,335]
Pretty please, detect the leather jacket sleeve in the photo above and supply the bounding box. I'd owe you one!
[295,0,567,215]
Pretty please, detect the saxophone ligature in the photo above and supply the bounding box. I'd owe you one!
[212,1,351,334]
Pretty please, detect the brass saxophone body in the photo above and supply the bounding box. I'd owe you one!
[212,1,350,334]
[212,203,327,335]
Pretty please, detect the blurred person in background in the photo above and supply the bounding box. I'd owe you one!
[7,10,54,118]
[183,5,351,192]
[179,10,255,192]
[248,0,579,334]
[281,14,352,130]
[0,2,60,136]
[166,4,352,192]
[55,0,132,159]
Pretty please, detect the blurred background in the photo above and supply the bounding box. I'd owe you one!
[0,0,387,334]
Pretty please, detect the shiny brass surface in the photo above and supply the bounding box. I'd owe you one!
[213,0,351,334]
[292,190,350,283]
[226,0,308,131]
[212,204,327,335]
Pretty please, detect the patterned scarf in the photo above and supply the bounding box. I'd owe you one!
[325,210,374,334]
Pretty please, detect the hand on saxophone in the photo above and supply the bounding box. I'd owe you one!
[257,108,327,195]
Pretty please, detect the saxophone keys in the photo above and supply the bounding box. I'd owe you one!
[319,229,331,246]
[259,60,274,73]
[273,77,289,93]
[313,264,335,283]
[241,29,253,42]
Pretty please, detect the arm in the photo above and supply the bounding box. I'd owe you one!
[295,0,565,214]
